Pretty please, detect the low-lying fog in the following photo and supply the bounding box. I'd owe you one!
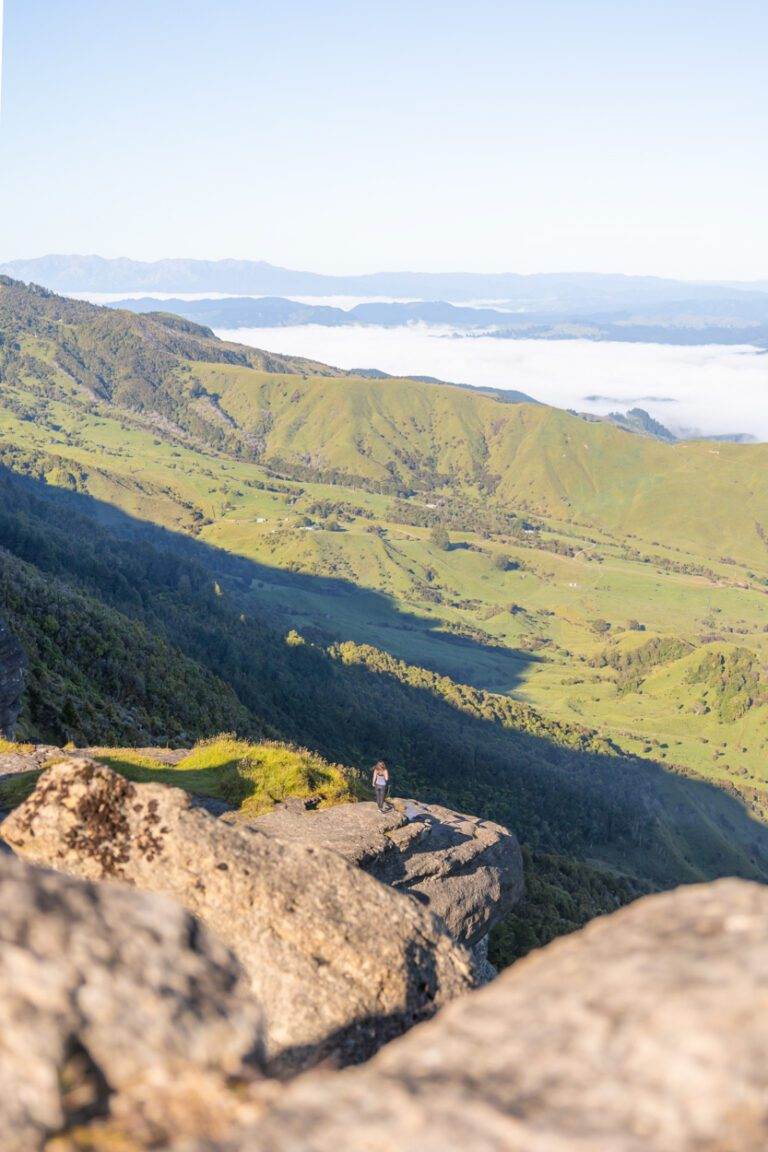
[216,323,768,442]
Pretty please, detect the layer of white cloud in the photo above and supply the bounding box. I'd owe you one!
[216,324,768,442]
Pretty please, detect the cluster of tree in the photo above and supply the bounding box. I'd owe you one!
[620,544,723,584]
[686,647,768,722]
[0,548,250,745]
[389,498,527,537]
[490,847,649,966]
[305,499,372,522]
[267,456,411,496]
[590,636,694,695]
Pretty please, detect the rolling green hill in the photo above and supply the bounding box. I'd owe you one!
[1,275,767,963]
[4,276,767,564]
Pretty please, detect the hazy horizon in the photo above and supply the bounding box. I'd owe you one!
[3,256,768,289]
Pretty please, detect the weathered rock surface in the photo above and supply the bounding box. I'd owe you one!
[0,744,187,778]
[2,759,475,1074]
[0,616,25,738]
[0,743,61,779]
[245,798,524,949]
[205,879,768,1152]
[0,852,263,1152]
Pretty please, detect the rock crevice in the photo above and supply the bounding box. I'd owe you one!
[211,879,768,1152]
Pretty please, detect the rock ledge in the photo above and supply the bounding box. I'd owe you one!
[246,797,524,949]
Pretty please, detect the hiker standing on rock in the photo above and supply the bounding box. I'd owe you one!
[372,761,390,813]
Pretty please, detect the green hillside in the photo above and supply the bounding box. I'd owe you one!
[194,359,768,562]
[1,276,767,963]
[4,276,767,564]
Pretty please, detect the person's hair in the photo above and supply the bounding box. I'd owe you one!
[373,760,387,771]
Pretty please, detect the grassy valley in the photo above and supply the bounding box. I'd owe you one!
[1,276,767,962]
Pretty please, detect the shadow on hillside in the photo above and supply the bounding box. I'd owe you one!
[2,460,768,893]
[13,465,531,695]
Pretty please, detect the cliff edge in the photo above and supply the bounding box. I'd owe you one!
[245,797,524,955]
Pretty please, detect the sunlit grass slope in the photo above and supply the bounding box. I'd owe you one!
[1,307,767,793]
[0,736,361,816]
[3,276,767,566]
[194,360,768,566]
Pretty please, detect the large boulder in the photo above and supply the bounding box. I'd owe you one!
[0,616,25,738]
[210,879,768,1152]
[2,759,475,1075]
[245,798,524,951]
[0,852,263,1152]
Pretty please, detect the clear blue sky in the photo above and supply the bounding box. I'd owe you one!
[0,0,766,278]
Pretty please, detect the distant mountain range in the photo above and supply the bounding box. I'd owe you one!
[3,254,768,314]
[108,293,768,348]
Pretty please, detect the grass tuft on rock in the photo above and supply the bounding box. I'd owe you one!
[0,735,361,817]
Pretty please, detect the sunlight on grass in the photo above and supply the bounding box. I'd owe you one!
[0,737,35,755]
[0,735,362,816]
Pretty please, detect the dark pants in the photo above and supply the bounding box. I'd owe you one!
[375,784,387,811]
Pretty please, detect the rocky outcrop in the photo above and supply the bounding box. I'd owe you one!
[2,759,475,1075]
[201,878,768,1152]
[4,793,768,1152]
[0,617,25,738]
[246,798,524,949]
[0,852,263,1152]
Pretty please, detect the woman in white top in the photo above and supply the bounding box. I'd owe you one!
[372,761,390,813]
